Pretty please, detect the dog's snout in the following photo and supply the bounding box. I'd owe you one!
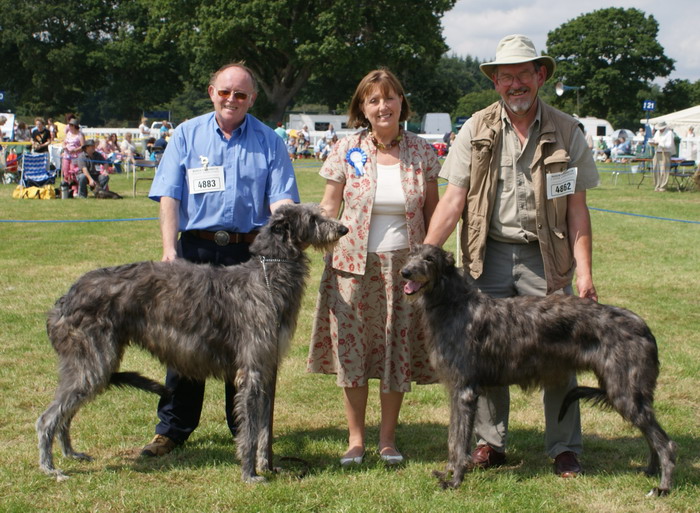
[338,225,349,236]
[401,268,411,279]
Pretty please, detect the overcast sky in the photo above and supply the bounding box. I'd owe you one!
[442,0,700,83]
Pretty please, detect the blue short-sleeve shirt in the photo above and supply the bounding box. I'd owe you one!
[149,112,299,232]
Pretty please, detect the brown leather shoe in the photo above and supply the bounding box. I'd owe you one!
[140,434,177,457]
[554,451,582,478]
[471,444,506,469]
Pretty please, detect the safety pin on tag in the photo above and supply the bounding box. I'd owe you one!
[199,155,209,170]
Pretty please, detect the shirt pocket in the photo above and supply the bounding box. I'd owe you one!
[499,156,514,193]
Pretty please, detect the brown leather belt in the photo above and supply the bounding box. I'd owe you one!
[186,229,258,246]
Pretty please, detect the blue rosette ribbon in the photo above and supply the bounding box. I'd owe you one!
[346,148,367,177]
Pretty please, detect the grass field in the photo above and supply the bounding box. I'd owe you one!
[0,161,698,512]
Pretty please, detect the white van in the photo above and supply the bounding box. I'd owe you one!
[420,113,452,136]
[575,116,614,149]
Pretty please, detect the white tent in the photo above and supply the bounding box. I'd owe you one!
[641,105,700,132]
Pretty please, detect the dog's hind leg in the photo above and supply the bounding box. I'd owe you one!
[638,415,676,496]
[607,386,676,496]
[36,385,94,481]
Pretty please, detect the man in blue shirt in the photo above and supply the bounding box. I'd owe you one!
[143,62,299,457]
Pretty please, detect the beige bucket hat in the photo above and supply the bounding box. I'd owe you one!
[480,34,556,81]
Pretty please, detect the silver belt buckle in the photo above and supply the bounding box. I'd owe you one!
[213,230,230,246]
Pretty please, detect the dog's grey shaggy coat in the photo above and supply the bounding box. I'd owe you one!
[36,203,347,483]
[401,244,676,496]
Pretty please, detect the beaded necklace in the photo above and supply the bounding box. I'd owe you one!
[370,129,403,150]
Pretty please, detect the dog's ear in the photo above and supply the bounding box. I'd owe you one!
[444,250,455,268]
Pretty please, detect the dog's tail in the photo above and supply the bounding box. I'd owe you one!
[558,386,609,421]
[109,372,170,397]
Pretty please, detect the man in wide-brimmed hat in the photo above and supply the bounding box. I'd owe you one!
[425,34,600,478]
[649,120,674,191]
[76,138,110,198]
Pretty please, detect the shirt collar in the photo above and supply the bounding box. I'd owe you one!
[211,112,249,139]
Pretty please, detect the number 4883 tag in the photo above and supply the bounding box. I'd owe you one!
[187,165,225,194]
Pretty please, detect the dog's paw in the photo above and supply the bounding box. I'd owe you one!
[242,474,268,484]
[67,451,93,462]
[432,469,451,489]
[647,487,670,497]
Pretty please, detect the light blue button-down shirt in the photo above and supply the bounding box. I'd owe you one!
[149,112,299,232]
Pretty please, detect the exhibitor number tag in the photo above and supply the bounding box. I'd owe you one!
[546,167,578,199]
[187,165,225,194]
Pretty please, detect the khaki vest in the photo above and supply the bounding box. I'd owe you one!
[461,100,583,294]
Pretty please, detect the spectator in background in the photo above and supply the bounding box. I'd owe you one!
[320,134,337,161]
[610,136,631,161]
[649,121,675,191]
[76,139,110,197]
[0,115,7,142]
[314,136,327,159]
[296,134,311,158]
[31,118,53,153]
[286,135,297,160]
[139,117,150,139]
[120,132,139,160]
[274,122,288,141]
[14,121,32,142]
[153,127,168,155]
[61,118,85,184]
[324,124,336,140]
[47,118,58,141]
[299,124,310,142]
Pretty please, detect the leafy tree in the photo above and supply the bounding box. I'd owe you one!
[400,54,493,117]
[0,0,184,125]
[452,89,500,119]
[147,0,456,122]
[546,7,674,128]
[658,79,700,115]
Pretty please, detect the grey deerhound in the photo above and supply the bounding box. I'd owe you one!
[401,244,676,496]
[36,203,347,483]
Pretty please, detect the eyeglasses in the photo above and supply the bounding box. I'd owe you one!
[215,89,250,101]
[495,70,536,87]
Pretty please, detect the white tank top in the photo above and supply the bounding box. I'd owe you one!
[367,163,409,252]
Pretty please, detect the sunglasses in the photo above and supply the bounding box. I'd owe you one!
[215,89,250,101]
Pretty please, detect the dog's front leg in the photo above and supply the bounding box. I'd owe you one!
[439,385,478,489]
[235,369,267,483]
[255,371,276,473]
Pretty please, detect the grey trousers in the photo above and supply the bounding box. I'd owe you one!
[469,238,583,458]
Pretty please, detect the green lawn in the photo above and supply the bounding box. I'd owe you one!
[0,162,698,512]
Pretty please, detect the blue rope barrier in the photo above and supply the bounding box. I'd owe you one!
[589,207,699,225]
[0,217,158,224]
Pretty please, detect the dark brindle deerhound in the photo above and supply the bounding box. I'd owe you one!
[401,244,676,496]
[36,203,347,483]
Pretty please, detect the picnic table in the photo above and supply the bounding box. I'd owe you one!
[610,156,651,188]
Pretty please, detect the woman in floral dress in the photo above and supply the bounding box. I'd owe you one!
[308,69,440,466]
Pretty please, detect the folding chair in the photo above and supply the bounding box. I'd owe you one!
[20,152,56,187]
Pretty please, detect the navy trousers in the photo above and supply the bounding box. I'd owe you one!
[154,232,252,443]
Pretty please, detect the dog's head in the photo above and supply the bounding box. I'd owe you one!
[401,244,456,299]
[252,203,348,256]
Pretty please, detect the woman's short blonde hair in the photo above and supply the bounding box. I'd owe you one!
[347,69,411,129]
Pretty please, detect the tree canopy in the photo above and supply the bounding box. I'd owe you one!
[0,0,456,125]
[546,7,675,128]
